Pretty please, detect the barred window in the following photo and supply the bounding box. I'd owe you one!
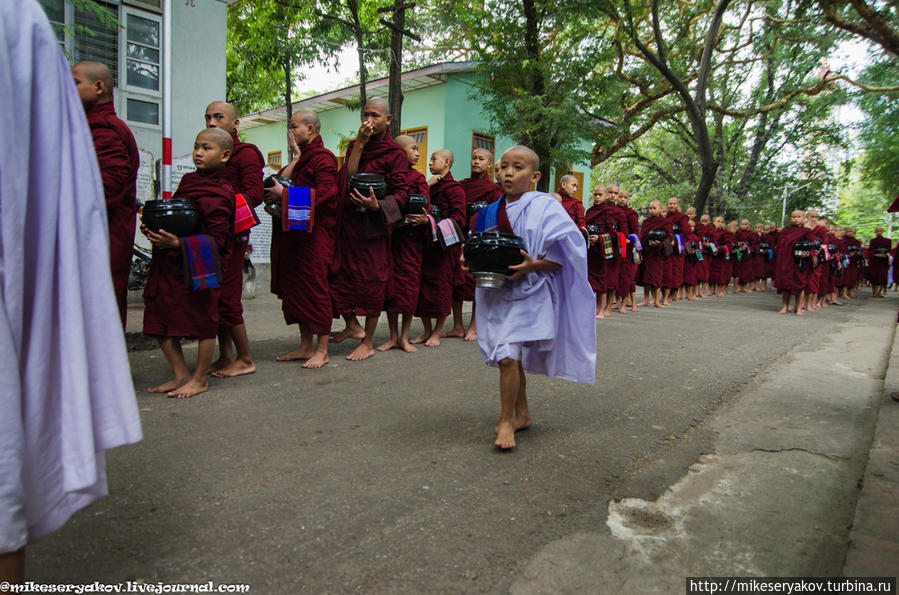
[267,151,282,169]
[472,131,495,157]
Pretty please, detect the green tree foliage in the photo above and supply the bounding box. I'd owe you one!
[856,57,899,198]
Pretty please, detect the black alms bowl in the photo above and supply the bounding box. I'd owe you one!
[142,199,202,237]
[349,173,387,200]
[586,225,601,236]
[264,174,295,188]
[404,194,428,215]
[467,201,489,220]
[648,229,667,242]
[464,232,525,275]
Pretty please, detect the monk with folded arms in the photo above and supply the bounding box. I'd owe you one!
[330,98,413,360]
[774,210,811,316]
[377,135,430,353]
[267,109,338,368]
[72,61,139,329]
[142,128,235,398]
[204,101,264,378]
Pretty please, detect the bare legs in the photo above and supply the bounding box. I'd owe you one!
[0,548,24,585]
[277,323,330,368]
[346,316,379,361]
[377,312,418,353]
[211,324,255,378]
[495,358,531,450]
[412,316,447,347]
[441,300,477,341]
[149,336,214,398]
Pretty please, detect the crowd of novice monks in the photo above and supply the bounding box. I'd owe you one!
[76,58,891,398]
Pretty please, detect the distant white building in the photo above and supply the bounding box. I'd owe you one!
[38,0,234,199]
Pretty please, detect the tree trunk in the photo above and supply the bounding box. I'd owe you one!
[522,0,550,191]
[284,58,294,161]
[388,0,404,136]
[348,0,367,107]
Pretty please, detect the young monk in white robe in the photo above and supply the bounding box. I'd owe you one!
[0,0,142,581]
[464,146,596,450]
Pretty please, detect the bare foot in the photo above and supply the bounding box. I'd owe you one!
[346,344,375,361]
[494,421,516,450]
[302,353,330,369]
[331,326,365,344]
[441,328,465,338]
[654,303,665,308]
[425,333,441,347]
[464,330,478,342]
[149,377,187,393]
[410,333,429,344]
[211,361,256,378]
[376,339,398,352]
[832,300,844,306]
[168,378,208,399]
[795,308,805,316]
[496,415,532,434]
[208,357,232,374]
[777,307,788,314]
[637,301,649,307]
[596,311,605,319]
[276,349,313,361]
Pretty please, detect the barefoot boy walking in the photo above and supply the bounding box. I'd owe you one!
[464,146,595,449]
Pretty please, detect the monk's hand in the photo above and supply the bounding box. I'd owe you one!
[288,133,302,159]
[460,251,469,274]
[406,213,428,226]
[507,250,535,280]
[357,121,375,146]
[427,174,443,187]
[264,180,283,204]
[146,228,179,250]
[350,187,379,211]
[588,234,599,247]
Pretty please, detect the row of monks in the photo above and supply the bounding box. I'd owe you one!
[569,186,890,317]
[79,64,888,395]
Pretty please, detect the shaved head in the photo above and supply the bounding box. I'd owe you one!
[206,101,237,119]
[197,127,233,152]
[433,148,453,166]
[292,108,321,133]
[394,134,416,148]
[560,174,577,186]
[73,61,113,90]
[502,145,540,170]
[364,97,390,115]
[473,147,493,161]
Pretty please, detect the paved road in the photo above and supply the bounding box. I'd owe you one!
[28,289,898,593]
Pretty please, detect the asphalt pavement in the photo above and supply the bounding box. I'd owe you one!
[26,282,899,593]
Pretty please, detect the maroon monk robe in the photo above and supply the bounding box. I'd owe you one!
[558,188,587,230]
[219,129,264,327]
[271,135,338,335]
[844,236,862,287]
[805,225,828,295]
[693,223,712,283]
[683,229,701,286]
[143,170,234,338]
[835,237,851,289]
[753,232,766,281]
[416,172,467,318]
[584,202,620,293]
[385,168,430,314]
[734,229,758,285]
[85,101,139,328]
[639,216,672,288]
[664,211,689,290]
[821,232,840,295]
[708,228,730,286]
[764,229,779,279]
[330,132,413,317]
[453,175,503,302]
[615,205,637,297]
[868,236,892,285]
[773,224,811,295]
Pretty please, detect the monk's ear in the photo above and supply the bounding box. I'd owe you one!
[531,169,542,185]
[233,118,240,130]
[220,148,231,163]
[93,79,105,97]
[385,113,393,125]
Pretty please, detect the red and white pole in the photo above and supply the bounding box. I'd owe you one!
[161,0,172,198]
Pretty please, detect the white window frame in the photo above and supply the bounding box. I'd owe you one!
[119,4,162,130]
[119,5,162,98]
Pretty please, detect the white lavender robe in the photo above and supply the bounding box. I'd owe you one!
[475,191,596,384]
[0,0,142,552]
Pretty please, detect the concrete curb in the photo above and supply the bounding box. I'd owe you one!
[843,315,899,577]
